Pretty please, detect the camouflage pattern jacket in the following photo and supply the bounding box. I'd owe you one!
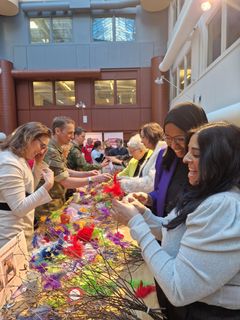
[67,141,101,171]
[35,139,69,216]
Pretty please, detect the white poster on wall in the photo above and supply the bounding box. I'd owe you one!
[103,132,124,148]
[84,132,103,143]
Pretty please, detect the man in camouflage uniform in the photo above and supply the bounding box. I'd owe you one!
[35,116,111,218]
[67,127,109,172]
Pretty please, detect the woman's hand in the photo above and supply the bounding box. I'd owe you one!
[42,167,54,191]
[112,199,140,225]
[127,192,152,206]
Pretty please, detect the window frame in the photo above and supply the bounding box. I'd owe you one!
[32,80,76,108]
[94,79,137,107]
[29,16,73,44]
[91,15,136,42]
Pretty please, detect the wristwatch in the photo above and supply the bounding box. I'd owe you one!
[88,176,93,185]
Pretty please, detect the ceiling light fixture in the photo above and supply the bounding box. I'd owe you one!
[201,0,212,11]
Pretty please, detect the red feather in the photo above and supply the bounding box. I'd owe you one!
[63,236,84,258]
[135,281,156,298]
[76,224,94,242]
[103,173,125,198]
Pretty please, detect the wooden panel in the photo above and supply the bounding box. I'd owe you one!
[16,81,30,110]
[17,110,31,125]
[92,108,141,131]
[29,109,79,128]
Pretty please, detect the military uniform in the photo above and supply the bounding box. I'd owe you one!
[67,141,101,171]
[35,139,69,217]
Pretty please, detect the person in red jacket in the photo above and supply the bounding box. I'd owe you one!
[82,137,94,163]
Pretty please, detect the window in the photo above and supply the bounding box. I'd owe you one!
[30,18,50,44]
[92,16,135,42]
[186,51,192,86]
[172,70,177,99]
[207,8,221,66]
[226,0,240,49]
[170,49,191,101]
[171,0,185,28]
[94,80,136,105]
[33,82,53,106]
[30,17,72,44]
[116,80,136,104]
[94,80,114,105]
[55,81,75,105]
[33,81,75,106]
[179,60,185,92]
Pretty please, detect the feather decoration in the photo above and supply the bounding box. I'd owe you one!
[76,224,94,242]
[103,173,125,198]
[135,280,156,298]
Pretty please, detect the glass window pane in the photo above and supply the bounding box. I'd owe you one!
[172,0,177,26]
[55,81,75,105]
[172,70,177,99]
[33,82,53,106]
[178,0,185,13]
[207,8,221,66]
[179,60,184,91]
[116,80,136,104]
[30,18,50,44]
[94,80,114,105]
[92,18,113,41]
[226,0,240,49]
[52,17,72,43]
[115,17,135,41]
[186,51,191,86]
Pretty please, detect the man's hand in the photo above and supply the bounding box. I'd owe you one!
[101,158,110,168]
[93,173,112,183]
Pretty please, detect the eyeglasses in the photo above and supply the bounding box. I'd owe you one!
[37,138,48,150]
[163,134,186,145]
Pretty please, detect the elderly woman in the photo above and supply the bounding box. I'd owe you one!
[0,122,54,250]
[118,134,152,178]
[118,123,166,193]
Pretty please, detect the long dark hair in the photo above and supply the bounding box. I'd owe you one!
[166,122,240,229]
[163,102,208,170]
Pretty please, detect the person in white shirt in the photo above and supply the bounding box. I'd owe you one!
[0,122,54,250]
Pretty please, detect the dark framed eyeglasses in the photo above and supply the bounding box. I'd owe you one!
[163,134,186,145]
[37,137,48,150]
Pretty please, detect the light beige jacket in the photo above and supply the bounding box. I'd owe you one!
[0,150,51,250]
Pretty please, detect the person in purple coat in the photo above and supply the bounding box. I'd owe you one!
[131,102,208,319]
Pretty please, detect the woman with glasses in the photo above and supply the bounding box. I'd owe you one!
[0,122,54,250]
[112,122,240,320]
[133,103,208,217]
[130,102,208,319]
